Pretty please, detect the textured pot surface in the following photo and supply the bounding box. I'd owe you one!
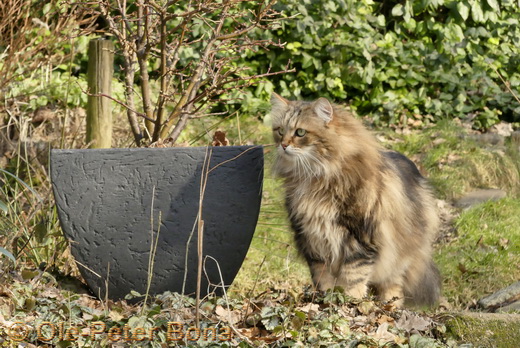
[51,146,263,300]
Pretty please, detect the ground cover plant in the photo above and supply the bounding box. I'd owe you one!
[1,0,520,347]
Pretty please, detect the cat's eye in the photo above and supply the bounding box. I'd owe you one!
[277,127,285,136]
[295,128,307,137]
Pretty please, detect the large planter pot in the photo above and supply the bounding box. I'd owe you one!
[50,146,263,301]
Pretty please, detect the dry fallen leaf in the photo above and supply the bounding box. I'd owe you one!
[215,305,241,325]
[376,314,395,325]
[237,327,261,339]
[499,238,510,250]
[108,310,125,322]
[212,131,229,146]
[395,312,432,333]
[32,107,55,123]
[39,288,62,299]
[296,302,320,313]
[357,301,376,315]
[373,322,397,342]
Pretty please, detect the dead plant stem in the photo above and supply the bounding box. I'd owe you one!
[195,146,212,327]
[142,186,161,314]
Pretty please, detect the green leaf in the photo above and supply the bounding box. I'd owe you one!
[409,333,444,347]
[34,223,48,243]
[0,169,42,202]
[42,3,52,15]
[302,52,313,69]
[376,14,385,27]
[471,0,485,22]
[404,0,413,23]
[486,0,500,11]
[450,23,465,41]
[0,247,15,263]
[0,201,7,214]
[21,269,39,279]
[457,1,470,21]
[392,4,404,16]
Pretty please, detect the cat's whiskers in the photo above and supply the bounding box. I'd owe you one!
[289,148,316,182]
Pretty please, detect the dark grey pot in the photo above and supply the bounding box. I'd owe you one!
[50,146,263,301]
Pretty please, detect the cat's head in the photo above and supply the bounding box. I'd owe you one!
[270,93,374,180]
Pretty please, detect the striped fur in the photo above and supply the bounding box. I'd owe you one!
[270,93,441,307]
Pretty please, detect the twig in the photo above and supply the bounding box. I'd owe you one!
[202,255,256,346]
[208,146,263,174]
[142,186,161,315]
[181,218,199,296]
[491,65,520,105]
[196,146,212,327]
[72,258,102,278]
[85,91,153,122]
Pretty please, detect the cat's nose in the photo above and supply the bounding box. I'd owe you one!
[281,143,288,150]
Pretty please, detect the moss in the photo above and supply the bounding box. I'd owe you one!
[443,312,520,347]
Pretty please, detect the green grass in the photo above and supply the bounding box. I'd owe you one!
[435,198,520,308]
[231,169,310,297]
[389,119,520,200]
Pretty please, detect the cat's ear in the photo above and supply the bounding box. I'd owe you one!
[313,97,333,124]
[271,92,289,113]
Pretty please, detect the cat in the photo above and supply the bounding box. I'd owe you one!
[270,93,441,307]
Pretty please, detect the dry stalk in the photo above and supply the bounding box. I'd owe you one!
[203,254,255,346]
[490,65,520,105]
[142,186,162,315]
[195,146,212,328]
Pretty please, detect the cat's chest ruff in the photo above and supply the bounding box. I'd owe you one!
[289,187,339,222]
[287,183,346,262]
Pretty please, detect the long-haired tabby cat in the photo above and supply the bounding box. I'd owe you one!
[270,93,441,306]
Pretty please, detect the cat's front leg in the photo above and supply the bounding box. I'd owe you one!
[336,259,374,298]
[376,282,404,306]
[309,262,337,291]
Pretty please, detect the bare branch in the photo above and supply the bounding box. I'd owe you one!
[85,91,153,123]
[85,0,288,145]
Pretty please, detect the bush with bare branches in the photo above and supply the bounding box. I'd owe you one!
[88,0,292,146]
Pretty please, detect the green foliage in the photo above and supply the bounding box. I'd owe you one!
[244,0,520,128]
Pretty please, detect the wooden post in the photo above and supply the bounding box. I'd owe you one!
[86,39,114,148]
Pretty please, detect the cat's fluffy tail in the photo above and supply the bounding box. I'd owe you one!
[404,259,441,307]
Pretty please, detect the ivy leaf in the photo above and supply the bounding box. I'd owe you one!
[409,334,444,347]
[262,315,280,330]
[457,1,470,21]
[404,0,413,23]
[392,4,404,16]
[470,0,485,22]
[486,0,500,11]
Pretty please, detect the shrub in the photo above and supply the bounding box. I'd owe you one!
[246,0,520,128]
